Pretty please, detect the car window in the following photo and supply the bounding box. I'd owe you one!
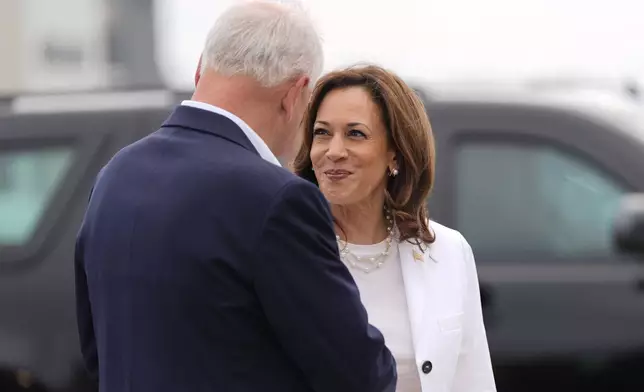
[455,140,627,259]
[0,146,74,247]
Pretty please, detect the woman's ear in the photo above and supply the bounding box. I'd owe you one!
[388,152,398,171]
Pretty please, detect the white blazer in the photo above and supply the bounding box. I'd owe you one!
[398,220,496,392]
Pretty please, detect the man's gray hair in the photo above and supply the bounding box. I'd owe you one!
[201,0,324,87]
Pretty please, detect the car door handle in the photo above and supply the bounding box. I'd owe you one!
[480,284,493,308]
[479,284,497,327]
[636,279,644,292]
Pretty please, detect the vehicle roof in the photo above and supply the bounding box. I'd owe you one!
[414,80,644,142]
[2,84,643,142]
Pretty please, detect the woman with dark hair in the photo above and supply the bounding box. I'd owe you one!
[292,65,496,392]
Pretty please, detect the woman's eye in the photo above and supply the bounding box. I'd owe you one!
[348,129,366,138]
[313,128,329,136]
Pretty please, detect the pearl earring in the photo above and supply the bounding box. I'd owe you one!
[391,168,399,177]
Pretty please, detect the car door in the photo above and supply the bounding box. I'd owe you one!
[0,108,158,391]
[428,102,644,392]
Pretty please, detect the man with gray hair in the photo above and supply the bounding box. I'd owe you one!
[74,1,397,392]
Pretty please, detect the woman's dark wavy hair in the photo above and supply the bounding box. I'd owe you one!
[292,64,436,245]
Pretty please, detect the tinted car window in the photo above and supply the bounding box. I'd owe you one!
[0,146,73,247]
[455,140,627,259]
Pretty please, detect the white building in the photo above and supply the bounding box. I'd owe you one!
[0,0,159,95]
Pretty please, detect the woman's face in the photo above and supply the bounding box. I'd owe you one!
[310,87,396,207]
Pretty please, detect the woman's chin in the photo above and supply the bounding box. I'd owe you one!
[320,189,344,203]
[321,191,360,207]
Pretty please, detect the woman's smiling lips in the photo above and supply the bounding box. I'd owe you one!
[324,169,352,180]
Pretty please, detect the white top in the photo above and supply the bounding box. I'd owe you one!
[343,240,422,392]
[180,100,281,167]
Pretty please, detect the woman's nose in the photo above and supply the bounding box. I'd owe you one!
[326,134,347,160]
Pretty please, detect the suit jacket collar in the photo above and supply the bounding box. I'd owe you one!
[161,105,259,155]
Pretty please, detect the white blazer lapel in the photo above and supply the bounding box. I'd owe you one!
[398,240,430,350]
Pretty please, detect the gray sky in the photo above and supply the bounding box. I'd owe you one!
[154,0,644,89]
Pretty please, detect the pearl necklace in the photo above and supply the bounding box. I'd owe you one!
[336,211,394,274]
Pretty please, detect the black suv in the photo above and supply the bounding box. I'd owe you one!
[1,88,643,391]
[421,85,644,391]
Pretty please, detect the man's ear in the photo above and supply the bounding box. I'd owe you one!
[194,56,203,87]
[281,75,310,121]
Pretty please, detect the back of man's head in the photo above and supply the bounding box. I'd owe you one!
[201,0,323,87]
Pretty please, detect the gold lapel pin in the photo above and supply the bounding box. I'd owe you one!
[412,249,424,262]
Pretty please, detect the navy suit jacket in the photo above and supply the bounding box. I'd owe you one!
[75,105,397,392]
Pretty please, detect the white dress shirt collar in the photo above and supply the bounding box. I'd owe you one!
[181,100,281,167]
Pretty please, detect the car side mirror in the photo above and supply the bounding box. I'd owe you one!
[613,193,644,256]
